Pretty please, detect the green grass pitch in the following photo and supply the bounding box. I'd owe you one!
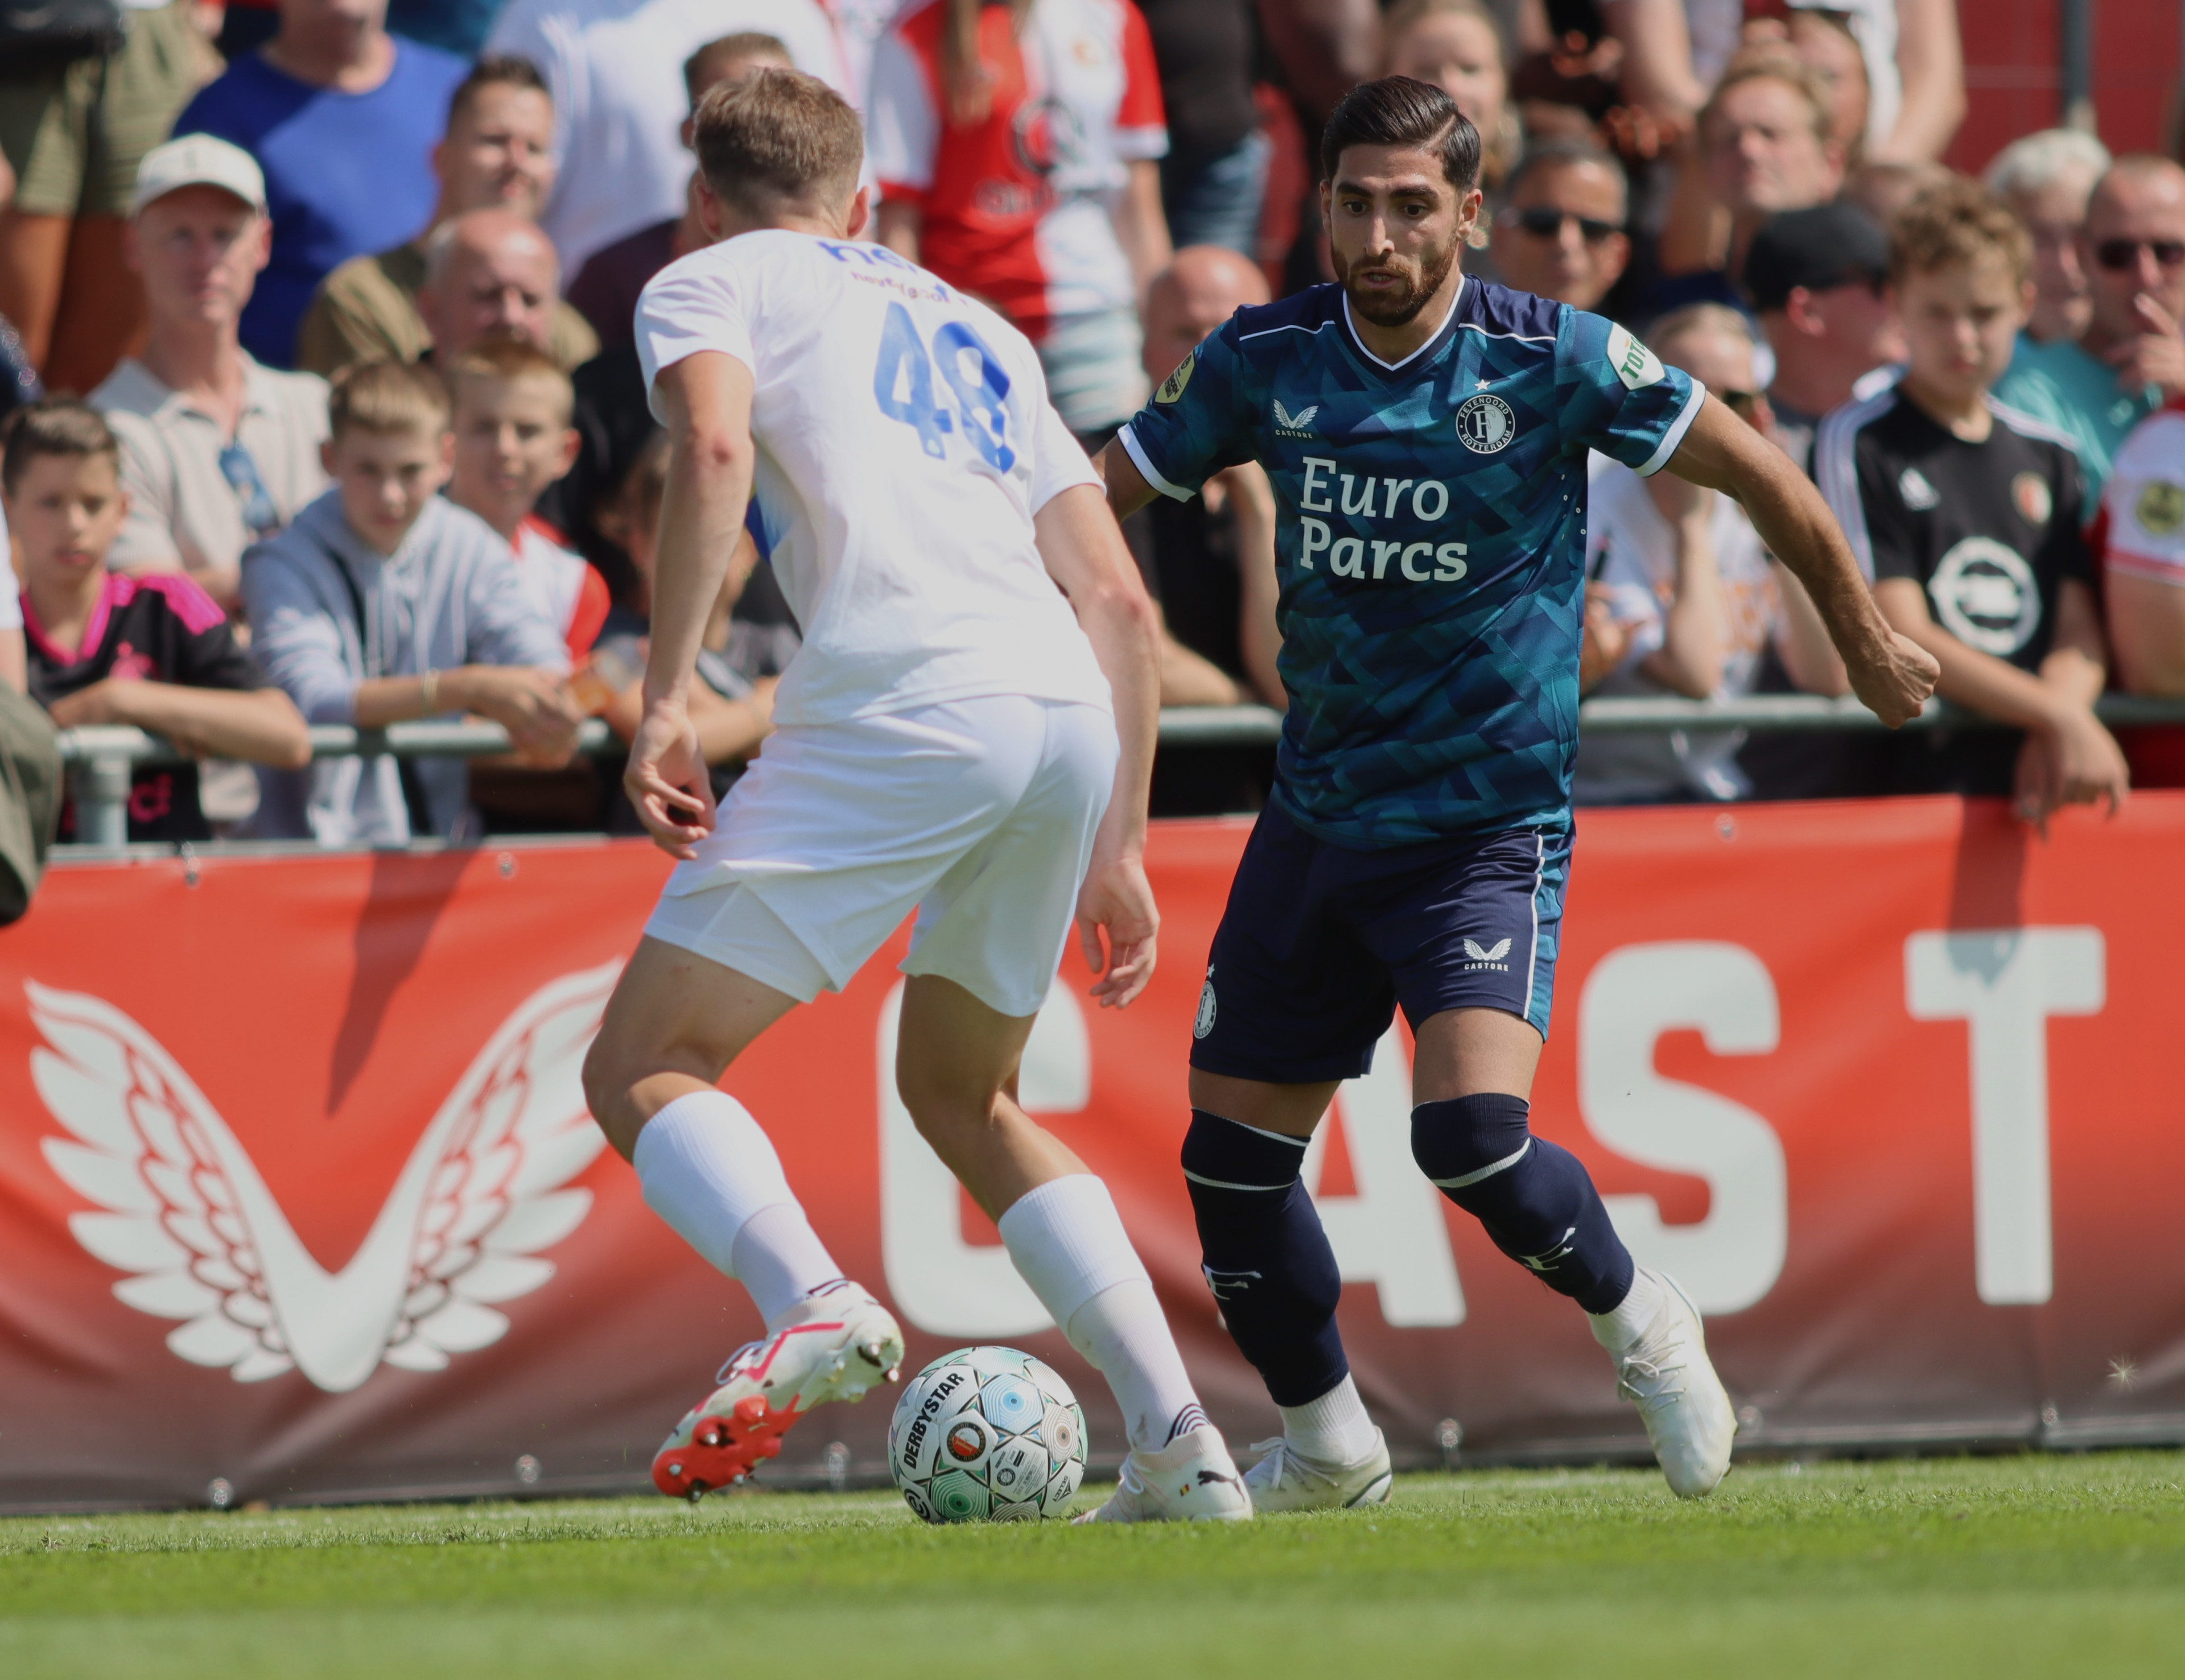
[3,1453,2182,1678]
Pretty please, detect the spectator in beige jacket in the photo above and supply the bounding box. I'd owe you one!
[293,56,597,378]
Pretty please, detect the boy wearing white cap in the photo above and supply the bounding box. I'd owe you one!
[92,134,331,615]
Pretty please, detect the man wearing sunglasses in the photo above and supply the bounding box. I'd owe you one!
[1491,138,1631,314]
[1995,155,2185,497]
[93,136,330,615]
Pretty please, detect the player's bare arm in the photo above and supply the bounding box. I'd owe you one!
[626,349,757,858]
[1664,393,1940,726]
[1093,435,1161,526]
[1223,463,1288,707]
[1034,482,1164,1008]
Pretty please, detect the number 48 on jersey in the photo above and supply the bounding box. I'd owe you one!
[873,300,1016,473]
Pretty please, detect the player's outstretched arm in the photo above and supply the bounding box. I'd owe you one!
[1034,482,1164,1009]
[1094,437,1163,527]
[628,350,757,858]
[1663,394,1939,727]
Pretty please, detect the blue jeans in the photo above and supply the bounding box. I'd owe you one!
[1161,130,1272,258]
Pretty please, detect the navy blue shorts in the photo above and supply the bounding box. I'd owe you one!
[1189,803,1572,1085]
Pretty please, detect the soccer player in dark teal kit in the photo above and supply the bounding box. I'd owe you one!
[1098,78,1939,1509]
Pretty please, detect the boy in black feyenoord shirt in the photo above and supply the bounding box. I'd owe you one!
[0,402,310,841]
[1819,180,2129,820]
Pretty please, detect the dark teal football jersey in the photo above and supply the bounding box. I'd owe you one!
[1120,277,1701,847]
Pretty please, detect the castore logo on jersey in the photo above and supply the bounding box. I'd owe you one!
[31,965,619,1393]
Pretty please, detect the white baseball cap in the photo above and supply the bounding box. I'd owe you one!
[131,134,267,217]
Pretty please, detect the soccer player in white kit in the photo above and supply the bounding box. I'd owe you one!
[579,68,1251,1522]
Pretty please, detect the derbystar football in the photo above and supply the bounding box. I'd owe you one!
[888,1345,1087,1522]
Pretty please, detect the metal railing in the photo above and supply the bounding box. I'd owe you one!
[52,696,2185,849]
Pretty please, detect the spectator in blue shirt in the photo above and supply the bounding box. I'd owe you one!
[172,0,469,370]
[1994,155,2185,498]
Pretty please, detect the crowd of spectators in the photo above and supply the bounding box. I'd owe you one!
[2,0,2184,846]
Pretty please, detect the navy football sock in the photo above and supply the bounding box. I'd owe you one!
[1181,1108,1349,1406]
[1412,1093,1635,1314]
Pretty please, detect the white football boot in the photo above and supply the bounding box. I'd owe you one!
[1611,1269,1737,1498]
[1073,1424,1254,1523]
[1242,1429,1395,1513]
[652,1280,904,1501]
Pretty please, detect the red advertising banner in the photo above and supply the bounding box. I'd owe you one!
[2,796,2182,1512]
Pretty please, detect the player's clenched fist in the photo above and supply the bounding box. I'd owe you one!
[1848,629,1941,729]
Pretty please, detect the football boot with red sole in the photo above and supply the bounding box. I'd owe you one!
[653,1281,904,1501]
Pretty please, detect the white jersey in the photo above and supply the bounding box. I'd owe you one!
[635,229,1111,727]
[487,0,857,274]
[2101,404,2185,587]
[1574,455,1783,804]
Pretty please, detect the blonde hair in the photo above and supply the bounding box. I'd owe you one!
[692,67,864,218]
[1891,178,2033,288]
[1384,0,1507,61]
[328,358,451,441]
[1702,57,1833,150]
[1647,302,1755,354]
[1382,0,1518,190]
[443,337,574,427]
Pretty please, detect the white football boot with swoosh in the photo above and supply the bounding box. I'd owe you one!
[652,1281,905,1501]
[1242,1429,1394,1513]
[1613,1269,1737,1497]
[1073,1424,1254,1523]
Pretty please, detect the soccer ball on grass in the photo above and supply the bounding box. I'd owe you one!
[888,1345,1087,1521]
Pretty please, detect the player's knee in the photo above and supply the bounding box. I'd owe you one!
[895,1063,992,1157]
[581,1037,642,1148]
[1181,1108,1308,1202]
[1411,1092,1533,1196]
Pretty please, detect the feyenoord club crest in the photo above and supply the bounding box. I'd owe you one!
[2011,471,2053,527]
[1456,393,1515,453]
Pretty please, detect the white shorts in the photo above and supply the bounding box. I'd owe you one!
[644,695,1118,1018]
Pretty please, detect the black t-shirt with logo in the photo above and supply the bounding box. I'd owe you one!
[1820,389,2091,792]
[24,573,268,843]
[1831,389,2089,668]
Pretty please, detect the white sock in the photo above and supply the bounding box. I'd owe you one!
[1280,1374,1378,1466]
[996,1174,1205,1454]
[1588,1266,1665,1355]
[730,1203,847,1330]
[632,1091,843,1329]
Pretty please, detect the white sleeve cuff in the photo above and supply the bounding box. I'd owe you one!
[1118,423,1193,501]
[1635,380,1706,478]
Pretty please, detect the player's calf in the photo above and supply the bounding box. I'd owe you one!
[1412,1093,1735,1496]
[1182,1109,1348,1405]
[1411,1093,1632,1312]
[1183,1109,1388,1509]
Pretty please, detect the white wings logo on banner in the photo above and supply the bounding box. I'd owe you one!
[29,963,619,1393]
